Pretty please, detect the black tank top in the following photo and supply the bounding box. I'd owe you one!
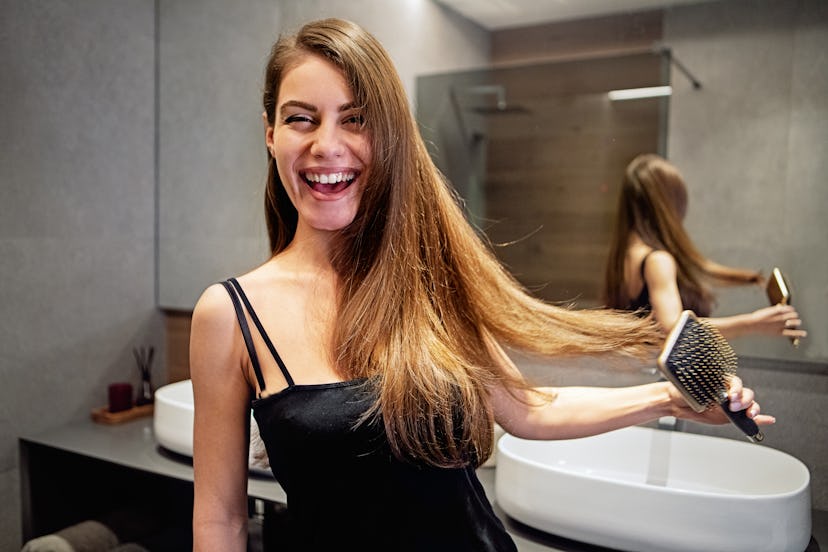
[221,278,517,551]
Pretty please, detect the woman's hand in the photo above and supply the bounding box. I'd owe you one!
[748,304,807,339]
[710,304,807,340]
[665,376,776,426]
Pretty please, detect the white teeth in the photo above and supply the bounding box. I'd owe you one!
[304,171,355,184]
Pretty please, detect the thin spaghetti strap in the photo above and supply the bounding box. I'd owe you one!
[228,278,295,387]
[220,280,268,394]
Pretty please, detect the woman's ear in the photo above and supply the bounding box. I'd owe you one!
[263,111,275,156]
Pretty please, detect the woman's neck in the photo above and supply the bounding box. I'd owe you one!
[282,224,337,272]
[627,231,646,249]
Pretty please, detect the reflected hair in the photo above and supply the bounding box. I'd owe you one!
[604,154,762,316]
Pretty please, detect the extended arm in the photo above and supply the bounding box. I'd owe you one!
[488,341,774,441]
[644,251,806,340]
[191,284,254,552]
[704,304,806,340]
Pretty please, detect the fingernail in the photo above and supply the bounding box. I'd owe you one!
[730,400,742,411]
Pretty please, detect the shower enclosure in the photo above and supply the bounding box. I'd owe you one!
[417,50,670,307]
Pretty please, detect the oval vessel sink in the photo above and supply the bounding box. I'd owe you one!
[153,379,270,474]
[496,426,811,552]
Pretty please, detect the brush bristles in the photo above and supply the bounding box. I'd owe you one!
[664,316,738,409]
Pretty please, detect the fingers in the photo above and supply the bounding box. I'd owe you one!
[782,317,808,338]
[726,375,743,399]
[728,382,752,411]
[751,413,777,426]
[672,379,776,427]
[745,399,776,426]
[729,385,777,426]
[762,304,807,338]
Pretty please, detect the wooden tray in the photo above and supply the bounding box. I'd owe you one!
[91,403,154,425]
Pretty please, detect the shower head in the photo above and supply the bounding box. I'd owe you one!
[457,84,530,115]
[470,104,530,115]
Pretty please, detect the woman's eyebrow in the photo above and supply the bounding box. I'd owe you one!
[279,100,360,116]
[279,100,316,115]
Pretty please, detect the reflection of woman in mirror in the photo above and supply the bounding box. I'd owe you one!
[604,153,807,341]
[189,22,774,551]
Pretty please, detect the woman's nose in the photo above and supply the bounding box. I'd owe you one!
[310,122,345,158]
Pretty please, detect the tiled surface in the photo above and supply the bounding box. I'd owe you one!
[666,0,828,363]
[0,2,159,551]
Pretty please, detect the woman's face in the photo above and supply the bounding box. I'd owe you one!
[266,53,371,234]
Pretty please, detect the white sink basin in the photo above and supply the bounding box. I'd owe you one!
[153,379,270,475]
[496,426,811,552]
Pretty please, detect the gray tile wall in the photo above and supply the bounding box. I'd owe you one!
[0,1,159,549]
[665,0,828,363]
[157,0,492,310]
[156,0,276,309]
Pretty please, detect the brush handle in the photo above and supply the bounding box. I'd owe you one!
[720,398,764,442]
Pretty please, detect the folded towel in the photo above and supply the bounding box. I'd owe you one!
[249,418,270,470]
[21,520,119,552]
[21,535,74,552]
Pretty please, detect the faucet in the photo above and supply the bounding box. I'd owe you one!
[657,415,686,432]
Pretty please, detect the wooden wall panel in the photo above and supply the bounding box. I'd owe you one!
[164,310,192,383]
[491,11,662,66]
[476,52,664,306]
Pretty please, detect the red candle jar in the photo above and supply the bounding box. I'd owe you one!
[108,382,133,413]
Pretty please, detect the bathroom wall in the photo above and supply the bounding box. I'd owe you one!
[665,0,828,363]
[156,0,277,309]
[158,0,491,310]
[0,1,160,549]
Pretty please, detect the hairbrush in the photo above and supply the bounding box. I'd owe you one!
[657,310,764,442]
[766,266,799,348]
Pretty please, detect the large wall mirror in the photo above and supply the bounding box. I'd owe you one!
[157,1,826,365]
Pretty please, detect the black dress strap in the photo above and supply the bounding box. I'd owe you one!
[220,280,268,394]
[227,278,295,387]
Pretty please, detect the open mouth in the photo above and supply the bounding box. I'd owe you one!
[301,170,357,194]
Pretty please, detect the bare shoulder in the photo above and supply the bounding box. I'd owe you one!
[644,250,678,282]
[192,282,236,333]
[190,282,243,381]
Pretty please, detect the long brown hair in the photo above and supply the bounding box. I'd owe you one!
[263,19,662,468]
[604,153,762,316]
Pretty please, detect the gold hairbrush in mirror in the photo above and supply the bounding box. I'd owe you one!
[766,267,799,347]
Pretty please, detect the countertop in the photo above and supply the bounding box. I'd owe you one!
[20,416,286,504]
[20,418,825,552]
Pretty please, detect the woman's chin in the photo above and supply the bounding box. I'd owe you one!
[305,212,358,233]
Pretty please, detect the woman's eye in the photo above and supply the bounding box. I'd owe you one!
[343,113,365,128]
[284,114,314,126]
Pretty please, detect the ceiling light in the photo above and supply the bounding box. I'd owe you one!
[608,85,672,101]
